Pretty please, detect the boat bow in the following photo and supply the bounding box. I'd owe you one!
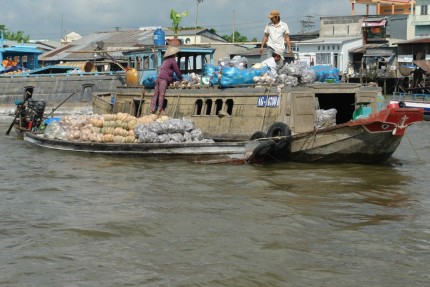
[350,107,424,136]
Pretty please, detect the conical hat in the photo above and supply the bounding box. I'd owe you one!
[164,46,180,58]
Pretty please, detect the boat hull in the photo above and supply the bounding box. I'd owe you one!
[270,107,424,163]
[285,125,402,163]
[23,132,275,164]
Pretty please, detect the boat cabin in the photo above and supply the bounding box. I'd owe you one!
[123,46,215,86]
[1,33,43,72]
[93,83,381,141]
[0,45,43,71]
[92,47,383,141]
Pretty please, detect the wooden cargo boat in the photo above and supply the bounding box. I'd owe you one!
[22,131,276,164]
[92,83,424,164]
[10,46,423,164]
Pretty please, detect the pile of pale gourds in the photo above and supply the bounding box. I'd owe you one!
[3,69,23,75]
[45,113,170,143]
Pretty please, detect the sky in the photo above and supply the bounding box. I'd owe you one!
[1,0,372,41]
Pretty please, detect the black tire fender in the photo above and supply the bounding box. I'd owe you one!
[250,131,267,140]
[275,138,291,151]
[252,140,276,158]
[267,122,291,137]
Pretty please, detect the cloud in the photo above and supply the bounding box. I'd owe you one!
[1,0,363,41]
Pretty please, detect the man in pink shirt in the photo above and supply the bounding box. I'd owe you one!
[151,46,183,115]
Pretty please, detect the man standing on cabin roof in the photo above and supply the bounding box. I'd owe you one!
[259,10,292,60]
[150,46,183,115]
[261,49,284,77]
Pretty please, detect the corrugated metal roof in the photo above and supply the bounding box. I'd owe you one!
[353,0,413,4]
[349,44,394,55]
[363,17,386,22]
[396,37,430,45]
[39,28,228,63]
[297,37,361,45]
[40,30,154,61]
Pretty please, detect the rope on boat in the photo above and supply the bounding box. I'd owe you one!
[289,97,322,162]
[260,83,274,131]
[171,88,183,118]
[405,131,424,164]
[290,129,319,162]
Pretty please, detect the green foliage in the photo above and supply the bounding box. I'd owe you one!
[170,9,189,37]
[221,31,249,43]
[0,24,30,43]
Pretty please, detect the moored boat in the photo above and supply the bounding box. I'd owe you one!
[22,131,276,164]
[17,109,276,164]
[9,45,425,164]
[92,82,423,164]
[390,92,430,121]
[0,34,125,113]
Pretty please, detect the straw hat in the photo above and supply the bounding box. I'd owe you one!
[164,46,180,58]
[274,49,284,60]
[267,10,280,18]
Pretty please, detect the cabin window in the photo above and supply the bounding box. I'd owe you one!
[143,56,150,69]
[316,53,331,65]
[215,99,223,115]
[196,55,202,69]
[162,99,168,111]
[178,56,186,71]
[137,56,142,70]
[133,98,145,117]
[205,99,213,115]
[225,99,234,115]
[147,54,156,69]
[187,56,194,70]
[194,99,203,115]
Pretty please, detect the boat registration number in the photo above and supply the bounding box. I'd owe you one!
[257,96,280,108]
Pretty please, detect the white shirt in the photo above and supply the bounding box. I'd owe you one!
[261,57,280,77]
[264,21,290,51]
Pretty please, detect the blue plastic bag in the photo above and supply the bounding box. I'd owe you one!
[310,65,339,82]
[142,71,157,88]
[220,66,269,88]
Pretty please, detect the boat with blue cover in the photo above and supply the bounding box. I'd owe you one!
[0,32,125,112]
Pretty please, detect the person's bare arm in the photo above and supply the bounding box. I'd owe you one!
[260,33,269,55]
[285,34,292,54]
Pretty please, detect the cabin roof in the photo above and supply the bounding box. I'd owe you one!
[395,37,430,45]
[40,28,226,62]
[123,46,215,56]
[297,36,361,45]
[0,44,44,55]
